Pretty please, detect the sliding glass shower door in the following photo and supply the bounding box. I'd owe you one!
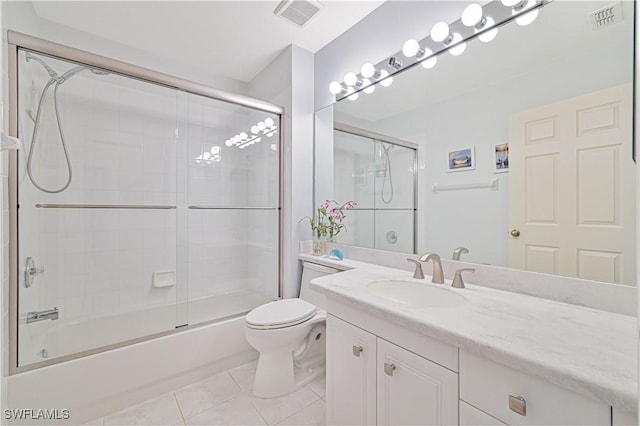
[184,93,279,325]
[14,48,280,369]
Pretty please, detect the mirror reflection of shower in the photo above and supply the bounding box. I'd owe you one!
[24,51,110,193]
[329,124,417,254]
[375,140,394,204]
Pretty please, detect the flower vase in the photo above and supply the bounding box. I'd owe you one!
[312,235,335,256]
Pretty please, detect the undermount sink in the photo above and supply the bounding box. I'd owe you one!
[366,280,466,308]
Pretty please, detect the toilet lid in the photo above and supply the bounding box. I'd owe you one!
[246,299,316,328]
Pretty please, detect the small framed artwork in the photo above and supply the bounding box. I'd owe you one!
[494,143,509,173]
[447,147,475,172]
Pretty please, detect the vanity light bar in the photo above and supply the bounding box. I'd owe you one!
[330,0,550,101]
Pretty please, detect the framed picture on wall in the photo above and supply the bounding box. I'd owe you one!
[447,147,475,172]
[494,143,509,173]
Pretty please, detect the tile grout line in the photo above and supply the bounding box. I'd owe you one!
[274,398,325,426]
[270,390,322,426]
[178,374,247,424]
[173,392,187,426]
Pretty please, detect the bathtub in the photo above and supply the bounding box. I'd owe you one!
[8,289,268,424]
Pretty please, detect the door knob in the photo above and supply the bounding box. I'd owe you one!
[510,229,521,237]
[352,345,363,357]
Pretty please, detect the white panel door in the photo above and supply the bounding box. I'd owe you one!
[377,338,458,426]
[326,315,377,426]
[509,84,635,284]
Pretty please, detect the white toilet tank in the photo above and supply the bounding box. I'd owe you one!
[299,261,341,310]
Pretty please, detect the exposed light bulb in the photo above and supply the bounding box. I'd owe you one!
[420,49,437,69]
[430,22,449,43]
[225,140,232,147]
[240,132,248,140]
[264,117,275,128]
[402,39,420,58]
[461,3,483,27]
[344,72,358,86]
[329,81,343,95]
[516,6,539,26]
[361,63,376,78]
[448,33,466,56]
[251,125,258,134]
[501,0,522,6]
[257,121,266,131]
[478,17,498,42]
[255,137,262,143]
[362,78,375,94]
[379,70,393,87]
[346,87,359,101]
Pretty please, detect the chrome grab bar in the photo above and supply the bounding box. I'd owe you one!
[26,307,59,323]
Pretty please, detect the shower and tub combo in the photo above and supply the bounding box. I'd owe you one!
[6,31,284,419]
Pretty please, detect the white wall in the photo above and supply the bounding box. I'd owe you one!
[3,1,248,96]
[248,45,315,299]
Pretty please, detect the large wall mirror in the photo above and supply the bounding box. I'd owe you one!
[314,0,636,285]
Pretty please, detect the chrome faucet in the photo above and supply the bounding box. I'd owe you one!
[418,253,444,284]
[452,247,469,261]
[26,307,59,324]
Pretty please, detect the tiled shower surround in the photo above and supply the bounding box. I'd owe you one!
[15,50,279,367]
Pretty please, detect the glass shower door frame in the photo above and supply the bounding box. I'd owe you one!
[332,122,419,253]
[6,31,285,375]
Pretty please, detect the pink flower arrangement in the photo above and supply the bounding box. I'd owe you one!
[305,200,357,239]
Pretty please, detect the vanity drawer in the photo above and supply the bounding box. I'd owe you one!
[459,351,610,425]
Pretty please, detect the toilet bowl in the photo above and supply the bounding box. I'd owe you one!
[245,261,340,398]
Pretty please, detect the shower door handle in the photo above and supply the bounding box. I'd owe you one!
[24,257,44,288]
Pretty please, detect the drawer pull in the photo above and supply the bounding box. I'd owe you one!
[384,362,396,376]
[352,345,363,357]
[508,395,526,416]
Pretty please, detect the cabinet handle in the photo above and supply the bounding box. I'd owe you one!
[384,362,396,376]
[352,345,363,357]
[508,395,526,416]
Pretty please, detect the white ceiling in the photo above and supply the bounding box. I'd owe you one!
[334,0,633,122]
[32,0,385,83]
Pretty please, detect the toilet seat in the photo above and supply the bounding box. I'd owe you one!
[246,299,317,330]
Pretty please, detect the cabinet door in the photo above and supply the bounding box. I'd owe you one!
[326,315,377,425]
[377,338,458,426]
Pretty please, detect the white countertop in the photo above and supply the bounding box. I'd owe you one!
[301,254,638,412]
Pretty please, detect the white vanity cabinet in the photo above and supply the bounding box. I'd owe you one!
[327,314,459,425]
[459,351,611,426]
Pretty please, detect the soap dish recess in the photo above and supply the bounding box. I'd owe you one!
[153,270,176,288]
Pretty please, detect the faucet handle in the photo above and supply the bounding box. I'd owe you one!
[406,259,425,279]
[452,268,475,289]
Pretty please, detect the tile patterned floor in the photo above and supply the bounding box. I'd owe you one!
[87,361,326,426]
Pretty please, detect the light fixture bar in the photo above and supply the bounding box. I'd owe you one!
[334,0,550,101]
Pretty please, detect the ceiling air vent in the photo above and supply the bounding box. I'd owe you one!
[274,0,323,28]
[590,2,623,30]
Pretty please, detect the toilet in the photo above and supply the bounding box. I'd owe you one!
[245,261,340,398]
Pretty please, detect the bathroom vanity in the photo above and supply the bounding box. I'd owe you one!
[302,254,637,426]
